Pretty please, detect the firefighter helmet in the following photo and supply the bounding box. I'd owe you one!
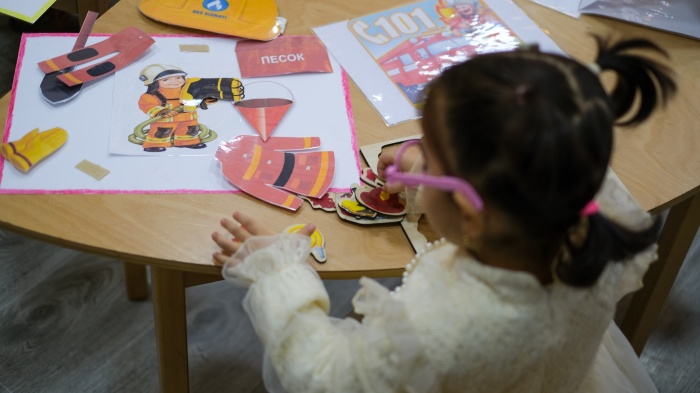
[139,64,187,85]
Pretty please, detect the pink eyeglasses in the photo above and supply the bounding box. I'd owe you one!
[384,139,484,211]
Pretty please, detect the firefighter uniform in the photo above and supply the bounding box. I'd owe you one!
[216,135,335,211]
[138,87,203,150]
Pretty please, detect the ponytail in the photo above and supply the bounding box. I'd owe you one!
[592,36,677,126]
[557,36,675,287]
[557,213,661,287]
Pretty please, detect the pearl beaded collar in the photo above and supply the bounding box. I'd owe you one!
[391,237,447,296]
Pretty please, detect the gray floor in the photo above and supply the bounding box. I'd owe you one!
[1,8,700,393]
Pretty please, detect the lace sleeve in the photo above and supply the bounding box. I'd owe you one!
[222,235,436,393]
[598,169,659,299]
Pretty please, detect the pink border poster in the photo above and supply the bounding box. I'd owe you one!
[1,34,360,195]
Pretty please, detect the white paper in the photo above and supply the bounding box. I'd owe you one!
[580,0,700,40]
[0,0,56,23]
[530,0,582,18]
[0,34,360,194]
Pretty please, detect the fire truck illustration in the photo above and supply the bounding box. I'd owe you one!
[378,33,477,104]
[376,15,520,105]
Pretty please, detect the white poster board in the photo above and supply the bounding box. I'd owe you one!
[1,34,361,194]
[0,0,55,23]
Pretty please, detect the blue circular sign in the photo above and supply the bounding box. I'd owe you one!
[203,0,229,12]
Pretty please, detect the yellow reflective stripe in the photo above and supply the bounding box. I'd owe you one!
[304,137,312,149]
[148,106,165,117]
[242,144,262,180]
[309,152,329,196]
[63,73,82,85]
[145,136,170,143]
[45,59,60,71]
[282,194,296,208]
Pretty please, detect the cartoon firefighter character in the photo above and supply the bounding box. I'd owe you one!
[137,64,208,152]
[446,0,480,36]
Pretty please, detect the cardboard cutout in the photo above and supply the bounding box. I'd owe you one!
[216,135,335,211]
[40,11,99,104]
[138,0,286,41]
[233,81,293,141]
[284,224,327,263]
[236,35,333,78]
[37,27,155,87]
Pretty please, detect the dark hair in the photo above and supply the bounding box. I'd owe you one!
[425,36,676,287]
[145,80,168,106]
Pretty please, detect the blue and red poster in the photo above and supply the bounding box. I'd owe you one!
[315,0,564,125]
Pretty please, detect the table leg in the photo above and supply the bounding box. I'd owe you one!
[123,262,149,300]
[152,266,190,393]
[620,192,700,355]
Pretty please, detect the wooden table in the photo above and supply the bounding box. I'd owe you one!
[1,0,699,391]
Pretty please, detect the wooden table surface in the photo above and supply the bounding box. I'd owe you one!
[2,0,699,390]
[1,0,699,277]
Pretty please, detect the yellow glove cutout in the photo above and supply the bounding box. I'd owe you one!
[1,127,68,172]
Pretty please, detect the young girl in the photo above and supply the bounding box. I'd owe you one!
[212,36,676,392]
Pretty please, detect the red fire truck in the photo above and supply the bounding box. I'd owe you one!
[378,33,477,104]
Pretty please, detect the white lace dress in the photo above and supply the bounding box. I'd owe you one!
[222,170,659,393]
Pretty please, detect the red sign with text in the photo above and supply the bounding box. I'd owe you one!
[236,35,333,78]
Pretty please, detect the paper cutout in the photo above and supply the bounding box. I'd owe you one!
[138,0,286,41]
[299,192,337,212]
[236,35,333,78]
[216,135,335,211]
[180,77,245,111]
[75,159,110,180]
[40,11,99,105]
[37,27,155,87]
[284,224,327,263]
[1,128,68,173]
[233,82,294,141]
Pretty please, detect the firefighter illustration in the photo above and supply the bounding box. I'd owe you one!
[130,64,245,152]
[131,64,211,152]
[445,0,481,36]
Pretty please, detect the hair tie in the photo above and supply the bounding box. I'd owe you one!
[580,200,599,216]
[586,62,602,76]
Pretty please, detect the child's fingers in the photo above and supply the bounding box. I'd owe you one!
[232,211,273,236]
[296,223,316,237]
[382,180,405,195]
[212,251,231,266]
[211,231,240,256]
[220,218,253,246]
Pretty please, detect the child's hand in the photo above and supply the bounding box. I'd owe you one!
[211,211,315,266]
[376,141,422,194]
